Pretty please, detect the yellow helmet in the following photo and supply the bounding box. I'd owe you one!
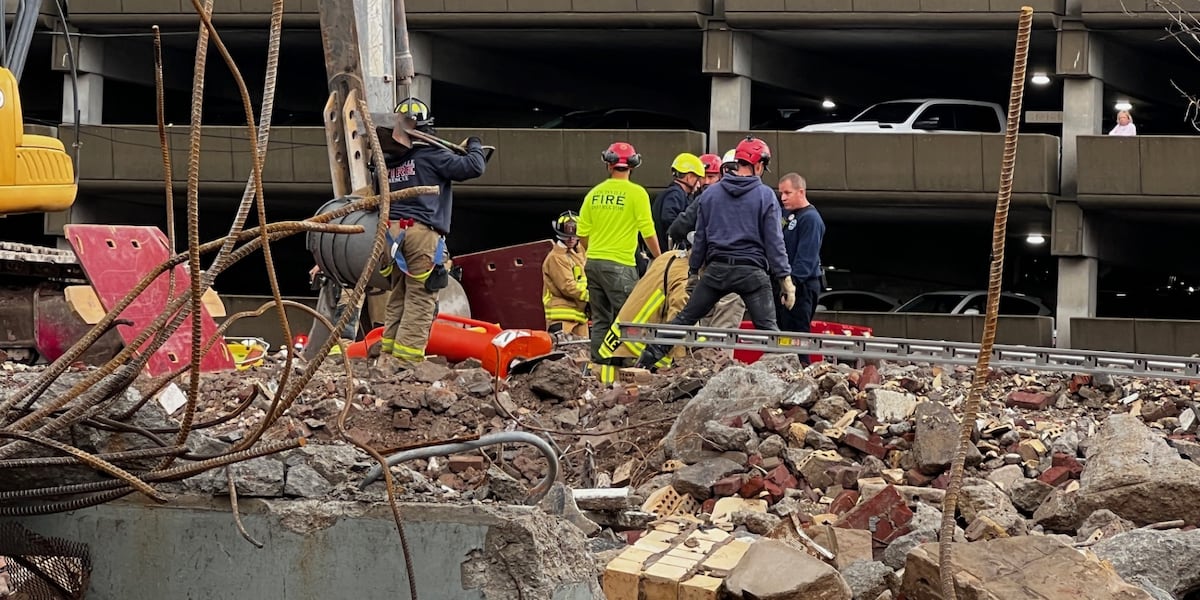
[670,152,705,178]
[394,97,432,126]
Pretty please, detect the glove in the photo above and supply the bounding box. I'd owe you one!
[463,136,482,149]
[779,276,797,310]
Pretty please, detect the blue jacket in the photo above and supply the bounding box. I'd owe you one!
[690,175,791,278]
[383,139,487,234]
[783,206,825,281]
[651,183,691,246]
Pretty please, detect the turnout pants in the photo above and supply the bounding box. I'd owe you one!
[637,262,778,368]
[549,320,589,338]
[585,258,638,364]
[381,223,441,363]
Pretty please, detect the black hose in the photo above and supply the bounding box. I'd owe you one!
[53,0,79,183]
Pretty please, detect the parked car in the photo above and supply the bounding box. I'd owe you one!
[892,290,1051,316]
[797,99,1004,134]
[537,108,696,130]
[816,290,902,313]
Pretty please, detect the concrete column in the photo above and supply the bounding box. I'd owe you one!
[403,32,433,106]
[1055,256,1098,348]
[61,72,104,125]
[1060,77,1103,198]
[354,0,396,114]
[709,75,751,151]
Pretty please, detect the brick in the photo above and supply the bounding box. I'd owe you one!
[905,468,935,487]
[619,367,653,385]
[448,455,485,473]
[834,484,913,545]
[763,480,785,504]
[1052,452,1084,477]
[701,498,716,514]
[747,454,763,469]
[859,413,880,432]
[759,406,793,433]
[785,406,808,423]
[830,489,860,515]
[1069,374,1092,393]
[1018,439,1047,462]
[740,476,765,499]
[766,464,798,491]
[844,429,887,459]
[931,473,952,490]
[712,474,746,497]
[679,574,722,600]
[1007,390,1054,410]
[1038,466,1071,486]
[859,364,882,388]
[602,556,643,600]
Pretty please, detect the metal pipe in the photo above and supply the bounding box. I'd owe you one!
[360,431,560,504]
[393,0,414,94]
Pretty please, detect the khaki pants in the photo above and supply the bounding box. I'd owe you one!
[549,320,589,338]
[381,223,440,362]
[700,293,746,329]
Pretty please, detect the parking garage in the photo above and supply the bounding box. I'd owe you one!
[6,0,1200,349]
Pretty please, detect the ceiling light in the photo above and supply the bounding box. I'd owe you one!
[1115,100,1133,111]
[1026,233,1046,245]
[821,99,836,109]
[1031,72,1050,85]
[1115,293,1127,298]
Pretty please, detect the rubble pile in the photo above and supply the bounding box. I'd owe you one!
[9,345,1200,599]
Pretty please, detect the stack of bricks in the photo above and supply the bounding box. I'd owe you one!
[602,520,752,600]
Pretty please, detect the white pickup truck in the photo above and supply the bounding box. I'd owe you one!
[797,99,1005,134]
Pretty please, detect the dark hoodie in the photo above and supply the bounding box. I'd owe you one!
[382,138,487,235]
[690,174,790,277]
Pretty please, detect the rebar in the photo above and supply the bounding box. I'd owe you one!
[937,7,1034,600]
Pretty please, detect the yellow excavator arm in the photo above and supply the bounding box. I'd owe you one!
[0,65,77,215]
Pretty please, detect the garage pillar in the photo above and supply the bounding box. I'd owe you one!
[703,26,752,152]
[404,32,433,107]
[1056,24,1104,198]
[1051,201,1100,348]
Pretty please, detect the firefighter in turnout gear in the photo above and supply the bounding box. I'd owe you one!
[542,210,590,337]
[597,245,693,380]
[378,97,487,365]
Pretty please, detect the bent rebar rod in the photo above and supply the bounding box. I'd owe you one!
[360,431,559,504]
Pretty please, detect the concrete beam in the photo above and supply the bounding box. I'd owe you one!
[425,35,679,115]
[51,31,193,91]
[1057,24,1186,106]
[702,26,878,107]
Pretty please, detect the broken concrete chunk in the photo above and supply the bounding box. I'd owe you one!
[486,466,528,503]
[670,457,744,501]
[528,359,580,402]
[411,360,452,383]
[986,464,1026,491]
[702,420,753,452]
[424,387,458,413]
[840,560,899,600]
[957,483,1019,524]
[733,509,782,535]
[812,395,853,422]
[1077,414,1200,526]
[1092,528,1200,599]
[454,367,495,395]
[911,400,976,475]
[663,367,789,463]
[726,539,853,600]
[902,536,1154,600]
[538,483,600,537]
[284,463,333,498]
[1009,477,1055,513]
[228,457,286,497]
[868,389,917,423]
[759,434,786,458]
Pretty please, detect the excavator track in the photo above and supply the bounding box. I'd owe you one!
[0,241,85,282]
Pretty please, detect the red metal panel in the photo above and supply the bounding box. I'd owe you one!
[63,225,234,376]
[454,240,553,330]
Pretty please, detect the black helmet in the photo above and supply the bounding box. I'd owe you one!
[395,97,433,127]
[553,210,579,241]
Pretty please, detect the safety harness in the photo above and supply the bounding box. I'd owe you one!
[380,218,447,281]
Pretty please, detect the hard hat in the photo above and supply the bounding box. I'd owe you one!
[553,210,579,240]
[670,153,705,178]
[721,149,737,166]
[601,142,642,169]
[734,136,771,170]
[395,97,433,127]
[698,154,722,175]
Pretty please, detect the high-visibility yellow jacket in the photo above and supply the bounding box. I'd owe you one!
[542,241,589,324]
[599,249,691,368]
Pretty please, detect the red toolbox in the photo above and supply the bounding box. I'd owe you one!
[732,320,873,365]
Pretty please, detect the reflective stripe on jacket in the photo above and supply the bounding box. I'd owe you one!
[598,249,691,366]
[542,242,589,324]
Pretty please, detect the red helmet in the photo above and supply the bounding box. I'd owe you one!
[698,153,721,175]
[734,136,771,169]
[601,142,642,169]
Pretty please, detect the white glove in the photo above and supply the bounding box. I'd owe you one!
[780,276,796,310]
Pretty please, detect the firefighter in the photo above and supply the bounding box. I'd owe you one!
[667,149,736,248]
[651,153,704,248]
[542,210,590,338]
[635,137,795,371]
[378,97,488,366]
[697,153,722,194]
[578,142,661,381]
[598,245,692,377]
